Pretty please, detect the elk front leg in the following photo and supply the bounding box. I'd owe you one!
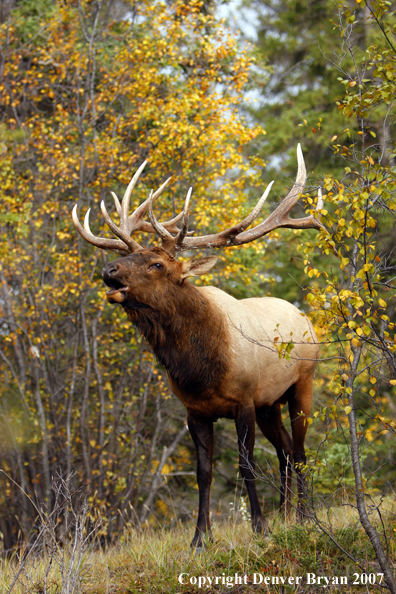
[235,406,268,536]
[187,412,214,549]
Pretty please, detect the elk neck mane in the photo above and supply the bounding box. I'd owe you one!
[123,281,229,394]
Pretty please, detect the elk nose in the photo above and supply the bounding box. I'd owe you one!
[102,262,119,278]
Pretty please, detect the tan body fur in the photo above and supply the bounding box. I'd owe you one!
[169,288,318,419]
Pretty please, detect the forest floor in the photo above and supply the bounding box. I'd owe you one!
[1,498,395,594]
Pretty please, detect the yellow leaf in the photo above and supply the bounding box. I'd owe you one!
[344,406,352,415]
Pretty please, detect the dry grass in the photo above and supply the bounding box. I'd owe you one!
[1,498,395,594]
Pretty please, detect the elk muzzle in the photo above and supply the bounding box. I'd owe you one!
[102,262,128,304]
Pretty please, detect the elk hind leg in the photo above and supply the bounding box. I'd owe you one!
[288,375,313,521]
[255,403,293,517]
[235,406,268,537]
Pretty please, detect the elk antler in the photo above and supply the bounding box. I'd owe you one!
[169,144,326,252]
[72,161,187,254]
[72,145,326,255]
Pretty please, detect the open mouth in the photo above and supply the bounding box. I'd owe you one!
[103,278,128,303]
[104,278,128,296]
[103,277,149,309]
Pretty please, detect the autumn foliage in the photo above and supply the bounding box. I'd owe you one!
[0,0,264,549]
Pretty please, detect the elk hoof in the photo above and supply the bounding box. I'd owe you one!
[297,505,309,523]
[190,540,206,553]
[252,516,269,538]
[190,530,213,551]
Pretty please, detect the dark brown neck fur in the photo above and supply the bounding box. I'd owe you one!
[124,283,229,394]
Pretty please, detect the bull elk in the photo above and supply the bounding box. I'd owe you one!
[72,145,324,548]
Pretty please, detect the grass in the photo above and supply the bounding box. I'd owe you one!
[1,499,395,594]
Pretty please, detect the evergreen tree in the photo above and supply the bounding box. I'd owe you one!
[242,0,362,178]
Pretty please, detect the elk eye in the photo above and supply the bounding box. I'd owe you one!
[149,263,163,270]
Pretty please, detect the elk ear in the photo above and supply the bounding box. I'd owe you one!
[180,256,218,280]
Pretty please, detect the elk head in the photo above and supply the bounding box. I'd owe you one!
[72,145,325,308]
[100,247,218,310]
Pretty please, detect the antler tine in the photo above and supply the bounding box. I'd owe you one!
[100,200,143,252]
[258,143,307,222]
[126,176,172,234]
[146,186,197,255]
[219,180,274,239]
[149,179,193,237]
[111,191,121,216]
[72,205,130,253]
[316,188,324,212]
[296,143,306,190]
[178,187,192,245]
[311,187,326,231]
[83,208,93,233]
[120,160,148,232]
[152,176,173,202]
[147,190,174,241]
[244,180,274,226]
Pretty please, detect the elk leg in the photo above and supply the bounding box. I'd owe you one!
[288,376,313,521]
[235,406,268,536]
[187,412,214,549]
[255,403,293,515]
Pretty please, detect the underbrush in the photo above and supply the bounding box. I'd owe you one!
[1,499,395,594]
